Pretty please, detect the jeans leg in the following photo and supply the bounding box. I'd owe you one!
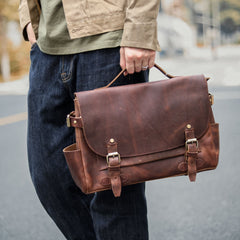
[28,44,96,240]
[91,184,148,240]
[28,45,149,240]
[74,48,149,240]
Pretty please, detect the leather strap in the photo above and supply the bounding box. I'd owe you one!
[99,63,175,89]
[98,63,209,90]
[185,125,198,181]
[67,111,83,128]
[107,139,122,197]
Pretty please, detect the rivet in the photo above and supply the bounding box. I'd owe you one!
[74,120,77,124]
[110,138,115,143]
[187,124,191,129]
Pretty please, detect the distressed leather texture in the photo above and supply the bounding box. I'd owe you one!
[63,65,219,197]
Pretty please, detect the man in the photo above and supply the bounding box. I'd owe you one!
[19,0,160,239]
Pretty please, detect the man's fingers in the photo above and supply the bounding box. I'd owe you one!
[134,60,142,72]
[120,47,156,74]
[124,48,140,74]
[134,51,144,72]
[120,47,129,76]
[148,51,156,69]
[120,47,126,70]
[125,57,135,74]
[26,23,37,46]
[141,58,149,71]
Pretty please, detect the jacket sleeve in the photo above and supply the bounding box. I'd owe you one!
[121,0,161,51]
[18,0,31,41]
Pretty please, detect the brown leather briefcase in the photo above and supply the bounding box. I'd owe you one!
[63,64,219,197]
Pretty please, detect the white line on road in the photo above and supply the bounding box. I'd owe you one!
[0,112,28,126]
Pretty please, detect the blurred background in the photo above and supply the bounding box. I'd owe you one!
[0,0,240,240]
[0,0,29,84]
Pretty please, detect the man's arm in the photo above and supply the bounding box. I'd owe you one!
[19,0,36,45]
[120,0,160,74]
[18,0,31,41]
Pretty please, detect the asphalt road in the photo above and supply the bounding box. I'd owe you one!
[147,92,240,240]
[0,87,240,240]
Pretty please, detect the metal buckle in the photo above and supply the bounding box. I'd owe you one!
[209,93,214,105]
[185,138,198,150]
[106,152,121,165]
[66,114,71,127]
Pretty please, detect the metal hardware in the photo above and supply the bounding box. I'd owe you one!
[185,138,198,150]
[110,138,115,143]
[106,152,121,165]
[66,114,71,127]
[209,94,214,105]
[66,112,81,127]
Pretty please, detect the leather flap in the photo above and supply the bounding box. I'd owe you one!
[75,75,210,157]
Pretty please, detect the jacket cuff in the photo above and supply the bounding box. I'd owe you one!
[121,21,160,51]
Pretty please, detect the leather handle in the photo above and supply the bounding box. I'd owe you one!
[153,63,175,79]
[100,63,175,89]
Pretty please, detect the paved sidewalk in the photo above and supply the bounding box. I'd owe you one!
[150,45,240,87]
[0,75,28,95]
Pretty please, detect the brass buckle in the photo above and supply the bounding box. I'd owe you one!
[209,93,214,105]
[66,111,76,127]
[185,138,198,150]
[106,152,121,165]
[66,114,71,127]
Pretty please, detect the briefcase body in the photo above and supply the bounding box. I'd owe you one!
[63,64,219,197]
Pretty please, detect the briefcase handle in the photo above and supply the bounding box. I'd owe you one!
[101,63,210,89]
[101,63,175,89]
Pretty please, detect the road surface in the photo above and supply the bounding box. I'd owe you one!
[0,52,240,239]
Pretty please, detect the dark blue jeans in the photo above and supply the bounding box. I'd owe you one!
[28,44,149,240]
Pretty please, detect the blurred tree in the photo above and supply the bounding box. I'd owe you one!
[0,0,19,21]
[184,0,240,45]
[0,0,19,81]
[221,10,240,34]
[220,0,240,34]
[220,0,240,11]
[191,0,240,35]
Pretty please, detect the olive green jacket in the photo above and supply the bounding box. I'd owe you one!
[19,0,160,51]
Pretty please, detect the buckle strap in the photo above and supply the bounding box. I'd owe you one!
[185,124,198,182]
[66,111,83,128]
[107,139,122,197]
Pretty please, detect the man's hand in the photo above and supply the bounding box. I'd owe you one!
[120,47,156,75]
[26,23,37,46]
